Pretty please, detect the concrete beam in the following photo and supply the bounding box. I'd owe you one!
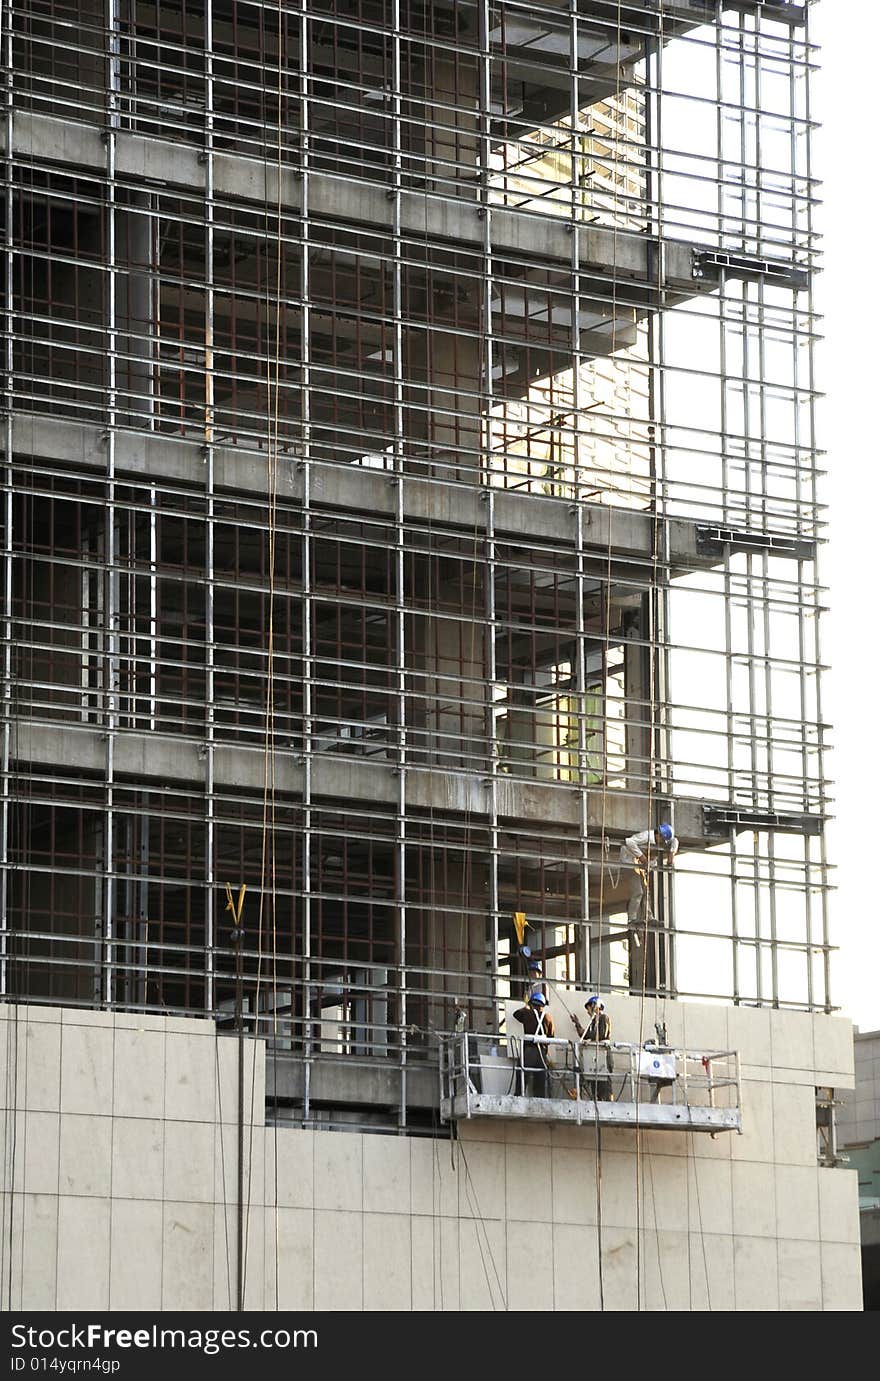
[9,112,722,299]
[267,1054,437,1112]
[9,717,708,845]
[10,413,715,574]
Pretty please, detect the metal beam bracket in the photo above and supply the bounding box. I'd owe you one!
[683,0,806,24]
[692,248,808,292]
[695,524,816,562]
[703,805,823,838]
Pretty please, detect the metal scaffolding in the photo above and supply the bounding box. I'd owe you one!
[1,0,827,1129]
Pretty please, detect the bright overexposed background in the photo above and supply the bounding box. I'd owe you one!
[812,2,880,1030]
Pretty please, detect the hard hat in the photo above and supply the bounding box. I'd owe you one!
[585,994,599,1008]
[519,944,532,958]
[528,960,542,972]
[529,991,547,1006]
[658,823,674,844]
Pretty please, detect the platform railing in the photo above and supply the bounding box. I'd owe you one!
[439,1031,742,1130]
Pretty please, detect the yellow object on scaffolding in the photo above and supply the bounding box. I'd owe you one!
[513,912,528,947]
[224,882,247,927]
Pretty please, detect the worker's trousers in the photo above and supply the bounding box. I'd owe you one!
[627,867,648,923]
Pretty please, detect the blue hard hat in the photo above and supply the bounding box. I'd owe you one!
[658,823,674,844]
[585,994,599,1007]
[529,992,547,1006]
[519,944,532,958]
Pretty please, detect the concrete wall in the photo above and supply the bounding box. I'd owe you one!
[839,1029,880,1148]
[0,1000,863,1312]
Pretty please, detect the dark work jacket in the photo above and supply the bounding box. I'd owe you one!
[585,1011,611,1042]
[513,1006,555,1068]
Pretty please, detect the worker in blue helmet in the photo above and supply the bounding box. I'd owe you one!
[572,996,613,1100]
[523,958,545,1004]
[620,825,678,993]
[512,991,555,1098]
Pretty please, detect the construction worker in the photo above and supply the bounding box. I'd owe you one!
[512,992,555,1098]
[572,996,613,1101]
[620,823,678,925]
[523,959,545,1003]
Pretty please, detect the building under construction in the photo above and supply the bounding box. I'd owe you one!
[0,0,864,1310]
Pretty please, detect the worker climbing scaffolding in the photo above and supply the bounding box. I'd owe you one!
[620,823,678,993]
[620,823,679,924]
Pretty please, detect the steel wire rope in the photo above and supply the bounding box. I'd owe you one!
[633,0,659,1311]
[397,9,506,1274]
[423,381,448,1308]
[266,0,288,1311]
[407,17,512,1309]
[584,0,630,1315]
[240,0,287,1306]
[446,17,508,1305]
[198,1,237,1311]
[631,0,705,1313]
[429,1102,445,1310]
[686,1128,713,1309]
[4,177,40,1308]
[213,1021,235,1307]
[3,1000,21,1310]
[1,392,22,1315]
[455,1132,508,1311]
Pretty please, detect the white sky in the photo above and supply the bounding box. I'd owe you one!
[811,3,879,1030]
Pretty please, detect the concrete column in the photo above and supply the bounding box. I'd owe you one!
[117,196,156,427]
[410,605,486,772]
[404,47,484,483]
[415,859,494,1040]
[623,601,651,797]
[421,52,479,199]
[430,328,483,482]
[68,0,106,119]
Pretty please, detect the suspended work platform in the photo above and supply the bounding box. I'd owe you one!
[439,1033,742,1133]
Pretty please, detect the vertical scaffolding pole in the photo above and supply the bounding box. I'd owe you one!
[645,18,675,993]
[801,4,828,1009]
[716,8,742,1004]
[204,0,217,1017]
[102,0,122,1007]
[299,0,314,1120]
[0,0,13,997]
[391,0,407,1127]
[478,0,499,1022]
[570,0,591,991]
